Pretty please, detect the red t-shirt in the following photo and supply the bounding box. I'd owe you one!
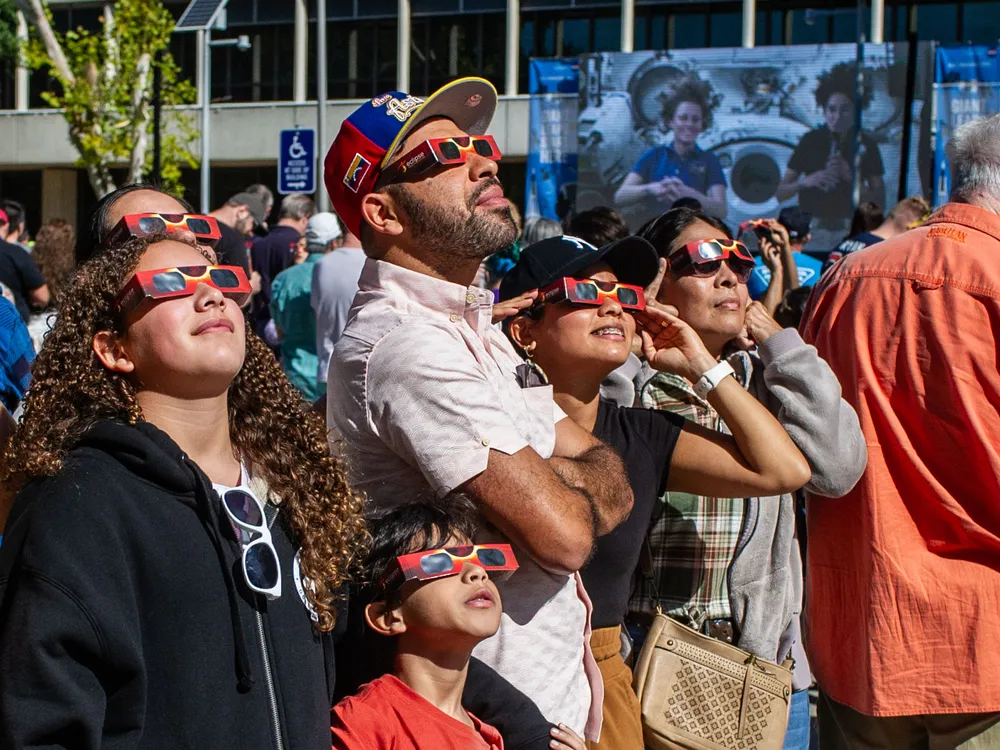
[331,674,504,750]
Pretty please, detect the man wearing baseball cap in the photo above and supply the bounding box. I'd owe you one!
[325,78,633,744]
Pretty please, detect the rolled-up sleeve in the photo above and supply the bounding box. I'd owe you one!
[755,327,868,497]
[365,325,530,496]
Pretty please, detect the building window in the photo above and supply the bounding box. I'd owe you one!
[961,0,1000,43]
[410,15,506,95]
[915,3,959,43]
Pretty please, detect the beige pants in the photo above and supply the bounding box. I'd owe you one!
[819,691,1000,750]
[586,626,645,750]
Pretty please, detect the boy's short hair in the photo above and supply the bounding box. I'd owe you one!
[364,493,482,598]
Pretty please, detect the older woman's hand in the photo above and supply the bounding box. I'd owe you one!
[734,301,784,349]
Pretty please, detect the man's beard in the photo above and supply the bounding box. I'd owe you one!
[390,178,518,261]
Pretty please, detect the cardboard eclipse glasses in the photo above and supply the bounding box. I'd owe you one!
[535,277,647,312]
[380,543,518,592]
[105,213,222,249]
[114,265,252,315]
[667,239,755,283]
[379,135,502,186]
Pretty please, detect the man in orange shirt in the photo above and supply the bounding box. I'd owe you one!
[800,114,1000,747]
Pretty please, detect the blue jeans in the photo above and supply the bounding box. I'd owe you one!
[782,689,812,750]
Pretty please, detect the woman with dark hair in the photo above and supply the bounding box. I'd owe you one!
[0,230,367,747]
[848,200,884,237]
[776,62,885,246]
[498,229,812,748]
[615,76,727,221]
[27,218,76,352]
[76,183,195,264]
[633,207,867,750]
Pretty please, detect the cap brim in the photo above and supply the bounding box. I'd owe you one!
[560,236,661,290]
[380,77,499,169]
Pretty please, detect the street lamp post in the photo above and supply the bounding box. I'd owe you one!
[200,33,251,212]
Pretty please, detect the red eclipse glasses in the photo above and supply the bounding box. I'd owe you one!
[114,265,252,315]
[380,543,519,592]
[667,239,755,283]
[535,277,646,312]
[105,213,222,249]
[738,219,771,236]
[379,135,502,186]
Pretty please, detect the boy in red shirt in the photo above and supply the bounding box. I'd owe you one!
[331,495,585,750]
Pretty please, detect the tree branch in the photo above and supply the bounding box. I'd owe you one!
[127,51,152,185]
[18,0,73,84]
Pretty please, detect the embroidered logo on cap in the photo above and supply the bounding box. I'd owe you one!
[343,153,372,194]
[386,95,424,122]
[465,94,483,107]
[371,94,392,106]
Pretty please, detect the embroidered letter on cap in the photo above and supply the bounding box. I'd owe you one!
[343,154,372,193]
[371,94,392,107]
[386,96,424,123]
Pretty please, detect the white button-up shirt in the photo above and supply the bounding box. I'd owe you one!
[327,258,603,740]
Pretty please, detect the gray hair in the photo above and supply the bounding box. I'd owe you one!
[947,114,1000,203]
[279,193,315,221]
[521,217,562,246]
[245,183,274,211]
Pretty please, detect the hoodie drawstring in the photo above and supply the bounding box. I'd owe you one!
[186,458,256,692]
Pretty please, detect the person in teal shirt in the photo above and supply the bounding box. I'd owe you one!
[270,212,343,402]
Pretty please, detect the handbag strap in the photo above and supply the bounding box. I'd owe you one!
[737,654,757,740]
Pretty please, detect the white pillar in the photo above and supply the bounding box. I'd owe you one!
[15,11,28,111]
[397,0,411,92]
[196,29,205,106]
[449,24,459,77]
[742,0,756,47]
[252,34,262,101]
[317,0,330,211]
[505,0,519,96]
[294,0,308,102]
[348,29,358,98]
[871,0,885,43]
[621,0,635,52]
[200,31,212,213]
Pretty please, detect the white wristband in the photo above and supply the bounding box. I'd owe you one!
[693,361,735,400]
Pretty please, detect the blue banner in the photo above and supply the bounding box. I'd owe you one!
[525,59,579,222]
[934,47,1000,205]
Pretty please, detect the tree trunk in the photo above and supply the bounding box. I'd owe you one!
[127,52,152,185]
[17,0,74,84]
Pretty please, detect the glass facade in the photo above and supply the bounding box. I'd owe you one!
[0,0,995,109]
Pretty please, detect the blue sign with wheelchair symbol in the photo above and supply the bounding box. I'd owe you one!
[278,129,316,195]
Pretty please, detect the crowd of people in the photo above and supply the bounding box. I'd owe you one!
[0,76,996,750]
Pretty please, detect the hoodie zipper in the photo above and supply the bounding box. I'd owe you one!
[257,503,285,750]
[255,608,285,750]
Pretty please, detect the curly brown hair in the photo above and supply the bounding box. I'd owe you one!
[32,219,77,304]
[659,74,721,132]
[2,234,368,632]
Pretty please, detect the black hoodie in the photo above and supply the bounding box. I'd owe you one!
[0,419,337,749]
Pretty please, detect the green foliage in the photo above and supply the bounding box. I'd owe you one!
[24,0,197,197]
[0,0,18,65]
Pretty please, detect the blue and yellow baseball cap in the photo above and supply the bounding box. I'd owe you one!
[324,77,498,238]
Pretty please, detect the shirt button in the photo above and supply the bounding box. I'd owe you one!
[481,438,490,447]
[466,293,476,304]
[449,313,458,322]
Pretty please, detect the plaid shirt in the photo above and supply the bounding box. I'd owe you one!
[629,355,750,627]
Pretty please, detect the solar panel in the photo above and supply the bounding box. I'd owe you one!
[175,0,228,31]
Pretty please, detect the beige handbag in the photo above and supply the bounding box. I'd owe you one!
[632,610,793,750]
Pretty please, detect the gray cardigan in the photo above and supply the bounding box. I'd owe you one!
[635,328,867,690]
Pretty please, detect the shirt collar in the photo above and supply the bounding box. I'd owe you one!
[358,258,496,338]
[667,144,702,160]
[927,203,1000,243]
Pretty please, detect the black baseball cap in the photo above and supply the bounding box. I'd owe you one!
[498,234,659,302]
[777,207,812,240]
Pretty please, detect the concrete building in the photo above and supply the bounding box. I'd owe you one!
[0,0,998,229]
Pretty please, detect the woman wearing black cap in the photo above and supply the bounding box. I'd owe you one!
[498,233,811,749]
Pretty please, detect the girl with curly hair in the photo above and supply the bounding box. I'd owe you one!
[26,218,76,352]
[0,231,367,748]
[777,61,885,243]
[616,75,728,222]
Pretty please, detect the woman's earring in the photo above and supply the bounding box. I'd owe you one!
[515,342,549,388]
